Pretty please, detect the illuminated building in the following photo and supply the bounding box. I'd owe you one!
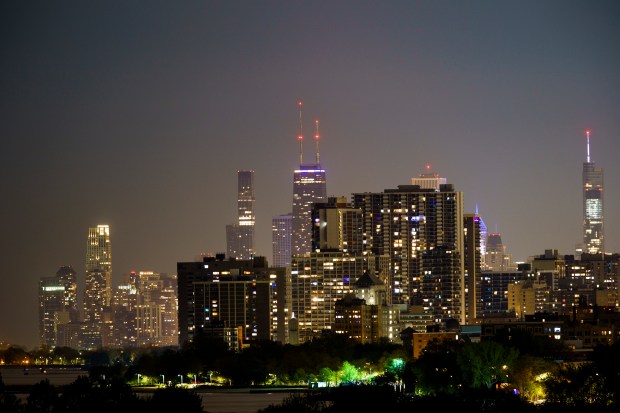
[290,252,389,343]
[334,294,379,343]
[311,196,363,254]
[272,212,292,268]
[38,266,77,348]
[411,165,447,190]
[353,180,466,324]
[177,255,287,348]
[464,214,482,322]
[135,271,178,347]
[582,130,604,255]
[291,102,327,257]
[226,170,256,260]
[84,225,112,323]
[485,233,516,272]
[292,165,327,256]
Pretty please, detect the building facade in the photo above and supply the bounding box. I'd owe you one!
[292,164,327,256]
[84,225,112,324]
[177,255,287,348]
[582,130,604,255]
[272,212,293,268]
[38,266,77,348]
[353,183,465,324]
[226,170,256,260]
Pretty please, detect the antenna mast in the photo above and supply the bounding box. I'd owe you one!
[314,119,320,165]
[297,101,303,165]
[586,130,591,163]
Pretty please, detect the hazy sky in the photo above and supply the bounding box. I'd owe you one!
[2,1,619,349]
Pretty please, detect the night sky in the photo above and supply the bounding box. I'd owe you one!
[2,1,619,349]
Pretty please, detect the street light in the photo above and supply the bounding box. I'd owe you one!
[194,375,197,385]
[161,375,165,386]
[178,374,184,385]
[136,373,141,384]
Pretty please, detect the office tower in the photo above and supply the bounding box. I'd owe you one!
[485,233,516,272]
[464,214,482,322]
[353,180,465,324]
[291,102,327,257]
[226,170,256,260]
[109,276,138,348]
[177,255,287,347]
[38,266,78,347]
[84,225,112,323]
[272,212,292,268]
[311,196,363,254]
[582,130,604,255]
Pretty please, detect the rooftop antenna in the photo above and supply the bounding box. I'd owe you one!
[314,119,320,165]
[586,130,591,163]
[297,101,303,165]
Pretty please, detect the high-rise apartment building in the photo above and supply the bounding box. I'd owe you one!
[291,102,327,257]
[353,181,466,324]
[290,252,389,343]
[177,255,287,347]
[135,271,178,347]
[272,213,292,268]
[464,214,482,322]
[582,130,604,255]
[84,225,112,323]
[226,170,256,260]
[38,266,78,347]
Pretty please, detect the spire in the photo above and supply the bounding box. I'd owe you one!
[298,101,303,165]
[586,129,591,163]
[314,119,320,165]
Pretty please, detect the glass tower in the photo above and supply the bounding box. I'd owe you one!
[227,170,255,259]
[292,164,327,256]
[583,131,604,255]
[84,224,112,323]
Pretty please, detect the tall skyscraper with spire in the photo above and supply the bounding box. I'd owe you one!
[226,170,256,260]
[291,102,327,257]
[582,130,604,255]
[84,224,112,323]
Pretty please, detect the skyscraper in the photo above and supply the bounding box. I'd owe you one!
[38,266,77,347]
[272,212,292,268]
[353,179,465,324]
[226,170,256,260]
[291,102,327,256]
[582,130,604,255]
[84,224,112,323]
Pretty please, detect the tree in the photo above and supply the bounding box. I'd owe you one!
[457,341,519,390]
[25,379,57,413]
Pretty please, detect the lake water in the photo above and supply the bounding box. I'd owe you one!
[1,366,299,413]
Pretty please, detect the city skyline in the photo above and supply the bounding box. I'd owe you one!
[2,1,619,349]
